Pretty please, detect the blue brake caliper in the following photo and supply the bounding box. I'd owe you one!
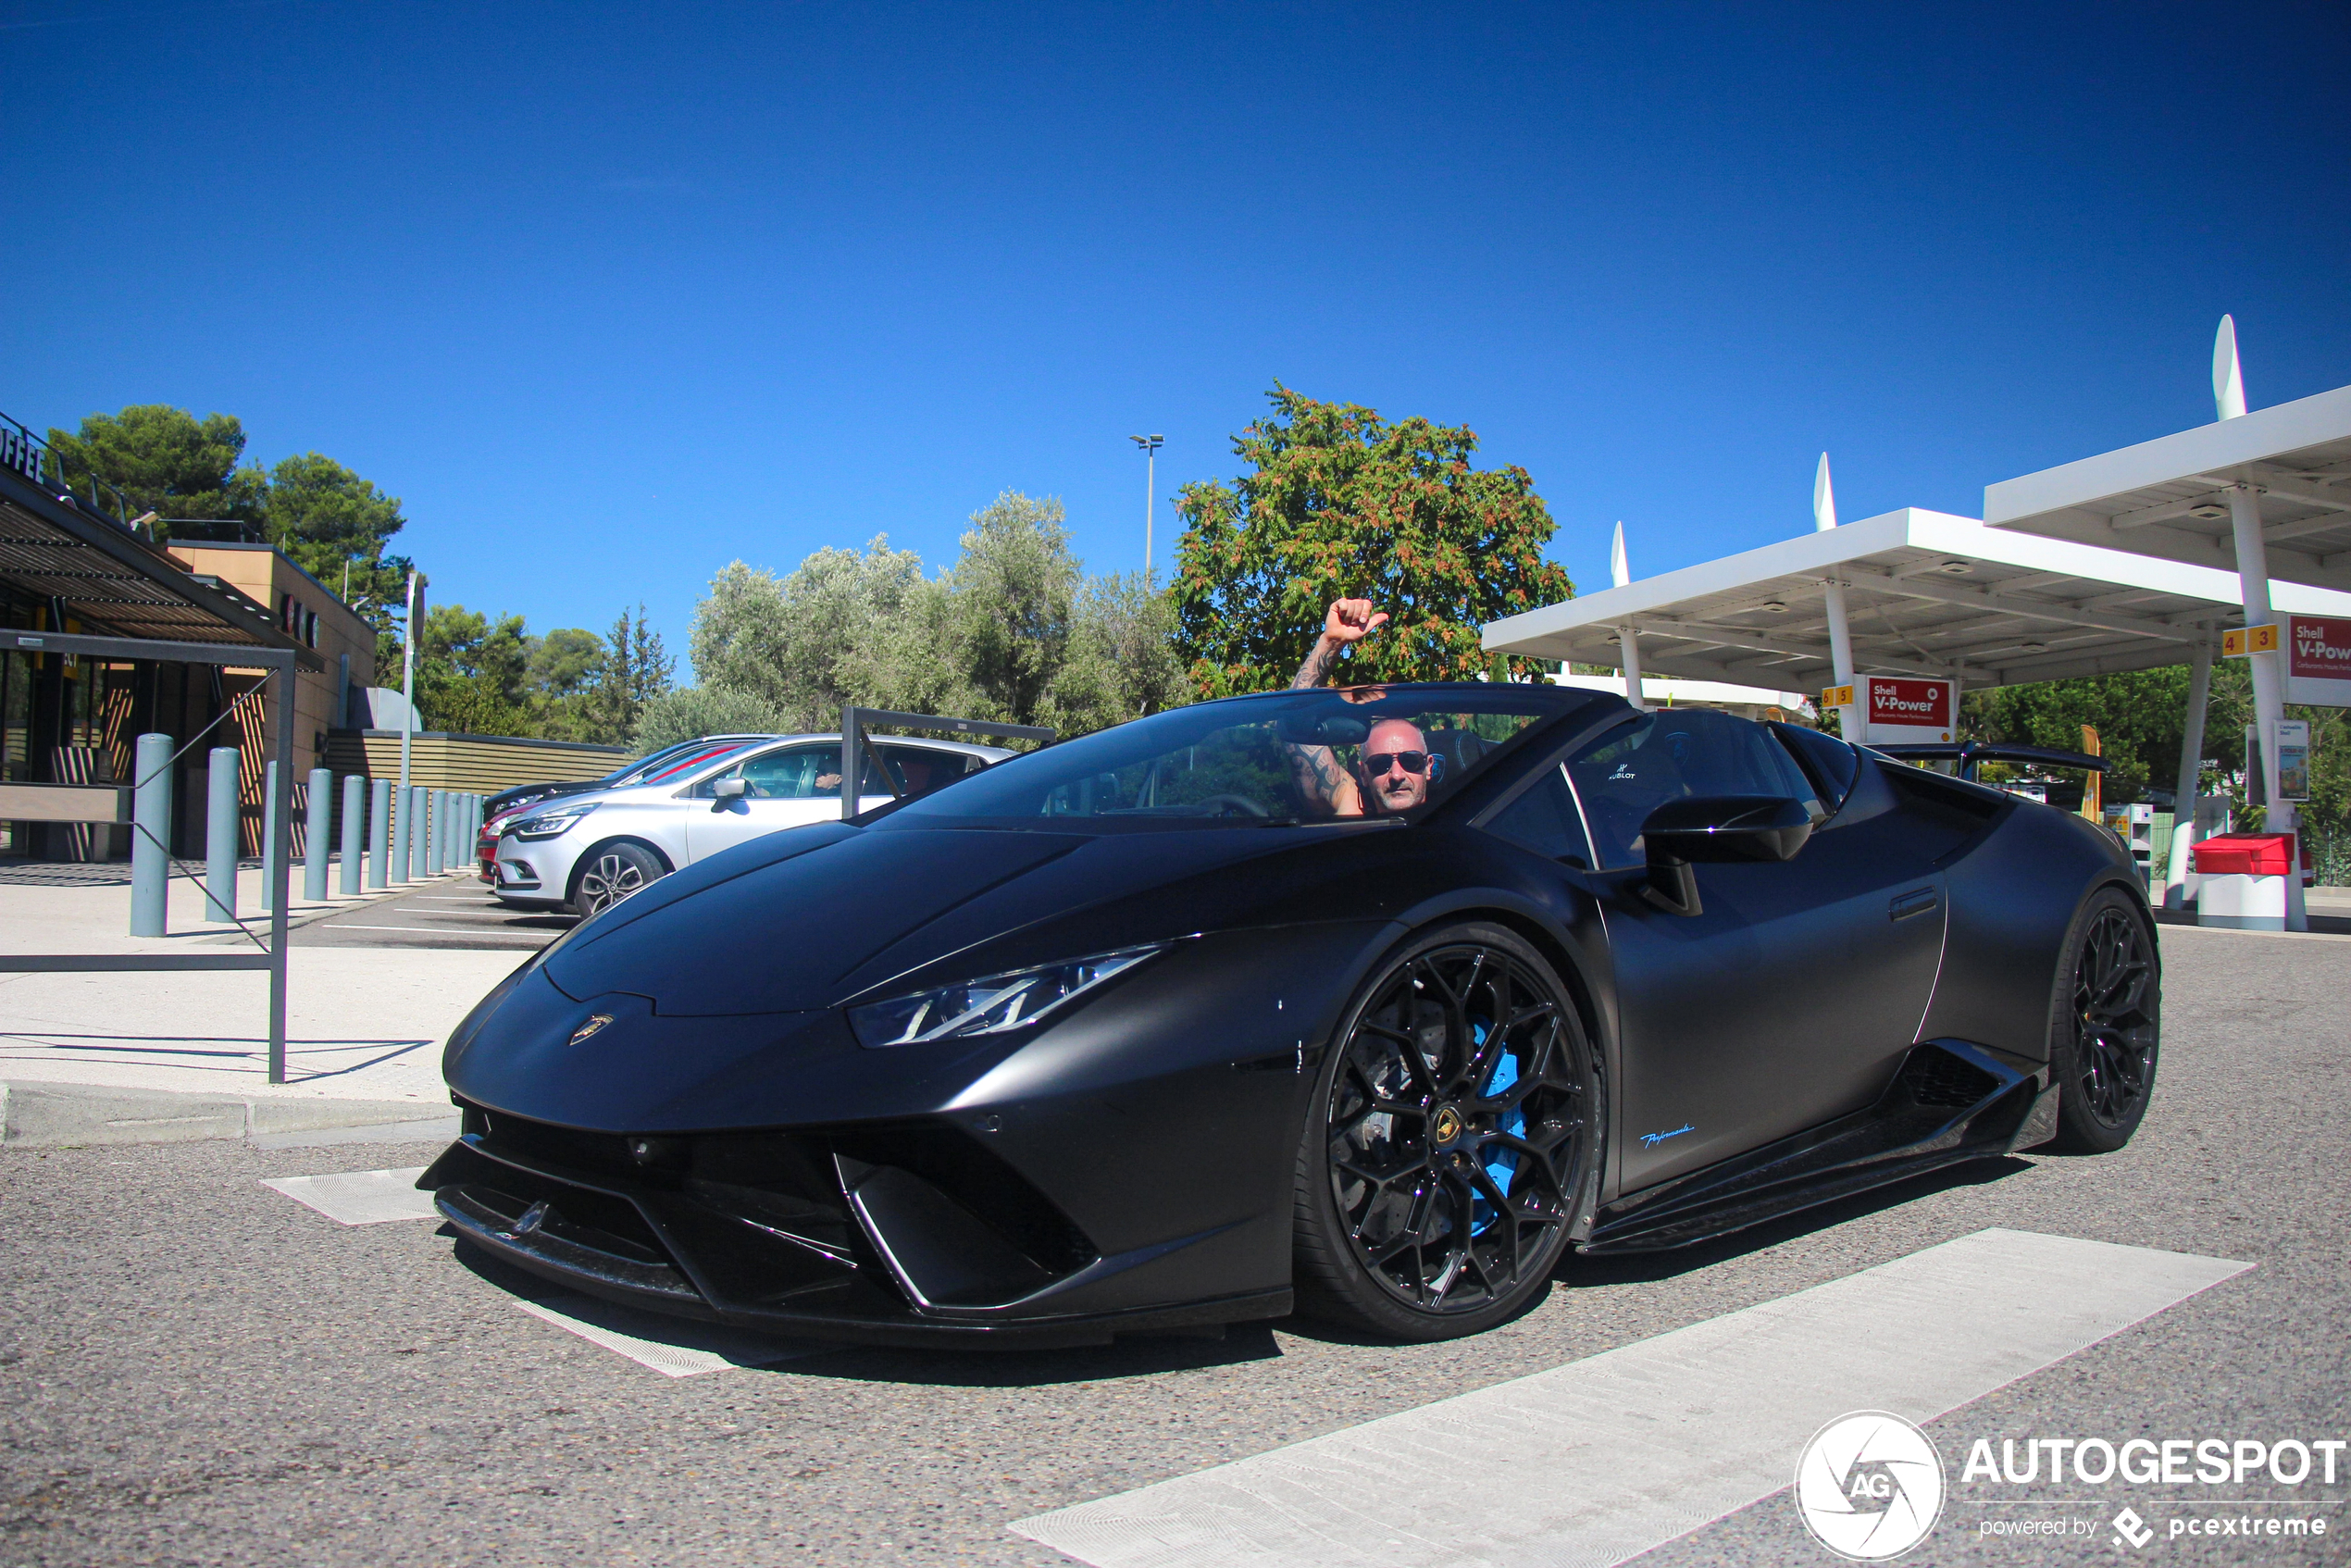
[1470,1020,1524,1231]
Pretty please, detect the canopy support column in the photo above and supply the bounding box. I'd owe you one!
[1822,579,1860,741]
[2230,483,2306,930]
[2164,633,2214,910]
[1618,625,1647,711]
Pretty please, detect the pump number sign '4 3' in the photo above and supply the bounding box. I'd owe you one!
[1863,676,1958,743]
[2285,615,2351,708]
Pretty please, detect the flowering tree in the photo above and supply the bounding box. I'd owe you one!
[1171,386,1573,697]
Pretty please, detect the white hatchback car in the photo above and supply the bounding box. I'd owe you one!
[491,733,1014,916]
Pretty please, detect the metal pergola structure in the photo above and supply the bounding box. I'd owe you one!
[839,706,1056,821]
[0,627,297,1081]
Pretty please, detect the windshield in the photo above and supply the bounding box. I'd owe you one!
[879,686,1593,828]
[622,739,772,787]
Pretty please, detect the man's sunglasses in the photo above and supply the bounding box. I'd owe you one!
[1362,750,1430,777]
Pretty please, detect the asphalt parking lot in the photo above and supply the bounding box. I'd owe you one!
[290,877,572,952]
[3,923,2345,1568]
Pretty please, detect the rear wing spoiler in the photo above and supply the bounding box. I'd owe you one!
[1872,740,2107,782]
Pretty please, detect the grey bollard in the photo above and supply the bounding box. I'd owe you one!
[368,778,391,888]
[408,787,428,879]
[130,733,172,937]
[304,766,332,902]
[391,781,412,883]
[205,746,239,922]
[341,774,364,895]
[426,789,444,875]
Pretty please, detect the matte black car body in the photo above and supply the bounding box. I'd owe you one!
[420,684,2147,1347]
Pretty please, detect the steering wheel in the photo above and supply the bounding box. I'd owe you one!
[1192,792,1272,818]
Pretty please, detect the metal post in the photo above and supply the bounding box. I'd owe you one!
[205,745,239,922]
[2164,635,2215,910]
[304,765,331,902]
[409,787,429,878]
[2228,483,2305,930]
[840,706,861,822]
[427,789,445,874]
[397,571,419,858]
[368,778,391,888]
[267,662,292,1083]
[130,732,171,937]
[340,773,364,895]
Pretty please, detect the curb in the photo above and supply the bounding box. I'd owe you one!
[0,1079,456,1149]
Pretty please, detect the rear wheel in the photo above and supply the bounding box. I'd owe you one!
[1293,922,1598,1341]
[2042,886,2159,1152]
[570,841,665,919]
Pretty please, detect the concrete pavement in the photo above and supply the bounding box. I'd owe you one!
[0,922,2343,1566]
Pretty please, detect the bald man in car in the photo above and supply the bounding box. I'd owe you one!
[1287,598,1435,817]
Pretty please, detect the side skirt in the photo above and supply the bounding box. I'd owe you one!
[1581,1040,2045,1254]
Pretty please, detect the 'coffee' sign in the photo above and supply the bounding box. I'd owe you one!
[2286,615,2351,706]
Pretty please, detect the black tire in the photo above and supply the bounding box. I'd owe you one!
[1293,921,1599,1341]
[569,840,665,919]
[2042,885,2160,1153]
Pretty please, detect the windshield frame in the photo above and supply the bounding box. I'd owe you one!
[860,683,1607,833]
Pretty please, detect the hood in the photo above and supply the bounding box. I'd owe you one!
[537,820,1374,1016]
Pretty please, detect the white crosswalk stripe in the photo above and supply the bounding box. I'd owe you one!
[1010,1229,2251,1568]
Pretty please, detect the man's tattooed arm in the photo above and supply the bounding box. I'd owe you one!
[1290,636,1341,691]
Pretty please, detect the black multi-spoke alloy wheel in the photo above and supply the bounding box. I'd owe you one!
[570,840,665,920]
[2042,886,2159,1152]
[1294,922,1598,1340]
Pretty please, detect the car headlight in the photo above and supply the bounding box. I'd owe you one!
[511,802,598,840]
[849,944,1168,1048]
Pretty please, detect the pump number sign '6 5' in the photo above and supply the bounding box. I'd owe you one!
[2286,615,2351,707]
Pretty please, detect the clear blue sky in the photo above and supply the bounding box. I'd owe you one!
[6,2,2346,669]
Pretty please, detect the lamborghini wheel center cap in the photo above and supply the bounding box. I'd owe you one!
[1430,1103,1466,1146]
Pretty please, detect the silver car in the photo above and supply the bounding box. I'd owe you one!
[491,733,1014,916]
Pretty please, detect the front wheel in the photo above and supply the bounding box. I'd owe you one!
[1293,922,1598,1341]
[2041,885,2159,1152]
[569,841,665,919]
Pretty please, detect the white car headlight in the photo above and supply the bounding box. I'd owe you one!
[511,802,599,840]
[849,944,1167,1049]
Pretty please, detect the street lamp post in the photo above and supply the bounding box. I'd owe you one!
[1130,433,1163,578]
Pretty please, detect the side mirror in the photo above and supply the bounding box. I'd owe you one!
[712,777,747,802]
[1636,795,1814,915]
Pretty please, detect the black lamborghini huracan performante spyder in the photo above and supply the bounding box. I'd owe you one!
[420,683,2158,1346]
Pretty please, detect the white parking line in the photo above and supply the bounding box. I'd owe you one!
[513,1293,824,1377]
[315,924,548,940]
[1010,1228,2251,1568]
[262,1167,439,1225]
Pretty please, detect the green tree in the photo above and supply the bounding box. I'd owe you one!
[1963,661,2252,804]
[260,453,412,628]
[945,491,1080,724]
[586,605,677,743]
[688,537,924,720]
[44,404,265,524]
[1171,386,1573,697]
[1045,569,1188,733]
[630,684,803,754]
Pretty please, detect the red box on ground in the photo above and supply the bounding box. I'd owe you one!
[2188,833,2295,877]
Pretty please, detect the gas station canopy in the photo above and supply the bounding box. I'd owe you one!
[1482,505,2351,692]
[1985,384,2351,593]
